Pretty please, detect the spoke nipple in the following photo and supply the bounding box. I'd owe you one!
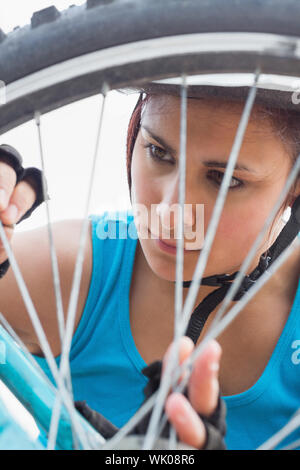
[101,82,110,97]
[34,111,41,126]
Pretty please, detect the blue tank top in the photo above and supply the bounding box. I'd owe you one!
[35,210,300,450]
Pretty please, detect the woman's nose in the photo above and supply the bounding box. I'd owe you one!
[155,202,196,236]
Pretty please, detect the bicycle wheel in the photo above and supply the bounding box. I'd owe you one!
[1,0,300,135]
[0,0,299,451]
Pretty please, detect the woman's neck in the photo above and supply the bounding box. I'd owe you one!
[129,237,299,366]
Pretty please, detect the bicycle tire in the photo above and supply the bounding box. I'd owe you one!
[0,0,300,134]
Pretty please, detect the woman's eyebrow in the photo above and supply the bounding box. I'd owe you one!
[142,125,257,174]
[141,125,176,155]
[202,160,257,174]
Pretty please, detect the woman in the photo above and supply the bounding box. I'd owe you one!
[0,84,299,450]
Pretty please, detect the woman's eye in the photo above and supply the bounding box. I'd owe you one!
[143,145,243,189]
[207,170,243,189]
[143,143,173,163]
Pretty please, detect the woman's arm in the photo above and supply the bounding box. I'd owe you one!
[0,219,92,357]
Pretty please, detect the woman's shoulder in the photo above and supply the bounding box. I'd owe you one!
[88,207,138,280]
[89,208,137,246]
[67,210,138,355]
[90,208,135,227]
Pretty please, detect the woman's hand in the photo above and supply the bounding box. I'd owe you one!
[163,336,222,449]
[0,160,36,261]
[74,336,224,449]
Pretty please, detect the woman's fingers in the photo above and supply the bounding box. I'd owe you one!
[188,339,222,416]
[0,161,36,262]
[0,161,17,212]
[165,392,207,448]
[163,337,222,449]
[162,336,194,378]
[1,180,36,225]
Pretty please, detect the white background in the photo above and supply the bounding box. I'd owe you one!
[0,0,138,233]
[0,0,137,442]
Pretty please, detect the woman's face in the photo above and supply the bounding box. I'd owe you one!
[130,94,293,282]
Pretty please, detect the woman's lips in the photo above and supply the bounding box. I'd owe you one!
[148,230,200,254]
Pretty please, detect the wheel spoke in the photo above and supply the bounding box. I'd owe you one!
[178,241,299,387]
[280,435,300,451]
[143,75,188,450]
[106,69,261,449]
[155,237,300,435]
[35,111,81,449]
[102,228,299,449]
[102,392,157,450]
[34,112,66,347]
[0,312,54,387]
[0,221,91,448]
[59,85,108,384]
[257,409,300,450]
[206,153,300,334]
[46,85,109,449]
[176,69,261,341]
